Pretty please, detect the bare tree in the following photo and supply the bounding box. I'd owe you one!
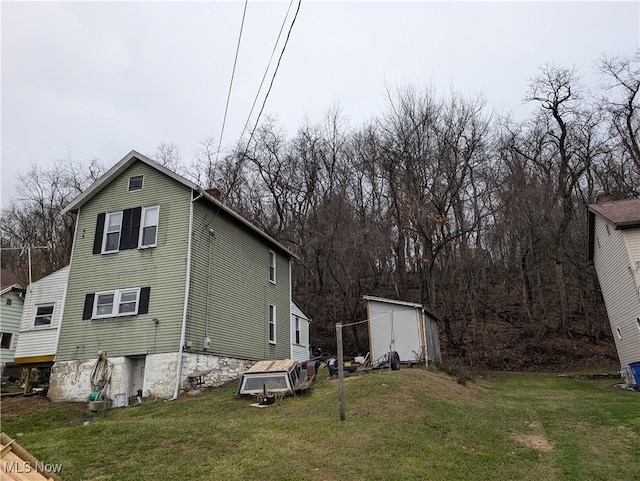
[1,157,105,283]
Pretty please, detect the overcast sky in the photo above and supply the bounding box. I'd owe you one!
[2,1,639,206]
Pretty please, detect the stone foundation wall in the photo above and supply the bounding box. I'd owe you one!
[48,352,252,402]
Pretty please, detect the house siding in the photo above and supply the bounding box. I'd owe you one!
[186,200,291,361]
[57,160,191,361]
[0,290,24,365]
[290,302,310,362]
[593,217,640,374]
[624,229,640,292]
[14,266,69,361]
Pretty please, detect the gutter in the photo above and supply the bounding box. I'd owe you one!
[170,190,203,400]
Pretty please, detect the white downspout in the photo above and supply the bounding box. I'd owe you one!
[289,258,293,360]
[171,190,203,400]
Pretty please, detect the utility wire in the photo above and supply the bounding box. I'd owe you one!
[241,0,302,156]
[215,0,249,170]
[239,0,295,143]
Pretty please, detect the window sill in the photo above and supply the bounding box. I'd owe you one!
[138,245,157,250]
[268,341,277,345]
[91,313,138,320]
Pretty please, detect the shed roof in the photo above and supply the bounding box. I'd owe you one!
[363,295,440,321]
[588,198,640,229]
[61,150,297,259]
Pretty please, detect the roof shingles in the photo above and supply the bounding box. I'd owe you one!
[588,198,640,229]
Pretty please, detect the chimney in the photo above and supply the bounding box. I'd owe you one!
[206,188,223,202]
[595,193,612,204]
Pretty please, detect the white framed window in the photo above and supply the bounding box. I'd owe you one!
[269,304,276,344]
[102,211,123,253]
[93,288,141,319]
[269,250,276,284]
[294,316,301,344]
[139,206,159,248]
[129,175,144,191]
[615,326,623,340]
[33,304,55,328]
[0,332,13,349]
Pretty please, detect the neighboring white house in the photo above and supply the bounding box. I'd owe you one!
[0,272,25,371]
[13,266,69,368]
[588,197,640,385]
[363,295,442,365]
[290,301,311,362]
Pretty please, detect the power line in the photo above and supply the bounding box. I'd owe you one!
[242,0,302,156]
[214,0,249,172]
[239,0,295,143]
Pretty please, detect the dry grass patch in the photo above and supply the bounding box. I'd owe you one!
[511,433,554,452]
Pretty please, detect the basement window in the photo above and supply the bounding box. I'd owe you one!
[129,175,144,191]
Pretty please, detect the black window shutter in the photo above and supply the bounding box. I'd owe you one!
[119,207,142,250]
[83,293,95,320]
[93,213,106,254]
[119,208,132,250]
[138,287,151,314]
[131,207,142,246]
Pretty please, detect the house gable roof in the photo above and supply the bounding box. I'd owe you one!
[0,284,23,296]
[588,198,640,230]
[291,300,312,322]
[62,150,297,259]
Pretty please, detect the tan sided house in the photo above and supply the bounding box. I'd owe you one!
[49,151,297,402]
[588,197,640,386]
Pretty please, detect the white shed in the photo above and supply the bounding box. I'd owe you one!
[14,266,69,366]
[364,295,442,365]
[588,198,640,385]
[290,300,311,362]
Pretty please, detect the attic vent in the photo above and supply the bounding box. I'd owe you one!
[129,175,144,192]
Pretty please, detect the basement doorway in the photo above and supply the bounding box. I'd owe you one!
[127,355,146,398]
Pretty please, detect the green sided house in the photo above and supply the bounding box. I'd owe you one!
[48,151,297,402]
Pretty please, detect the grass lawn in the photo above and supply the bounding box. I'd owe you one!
[1,369,638,481]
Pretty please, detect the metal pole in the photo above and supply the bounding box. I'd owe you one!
[337,322,345,421]
[28,247,32,288]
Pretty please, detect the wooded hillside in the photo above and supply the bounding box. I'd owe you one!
[3,55,638,369]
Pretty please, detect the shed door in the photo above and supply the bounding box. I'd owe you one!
[370,304,424,363]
